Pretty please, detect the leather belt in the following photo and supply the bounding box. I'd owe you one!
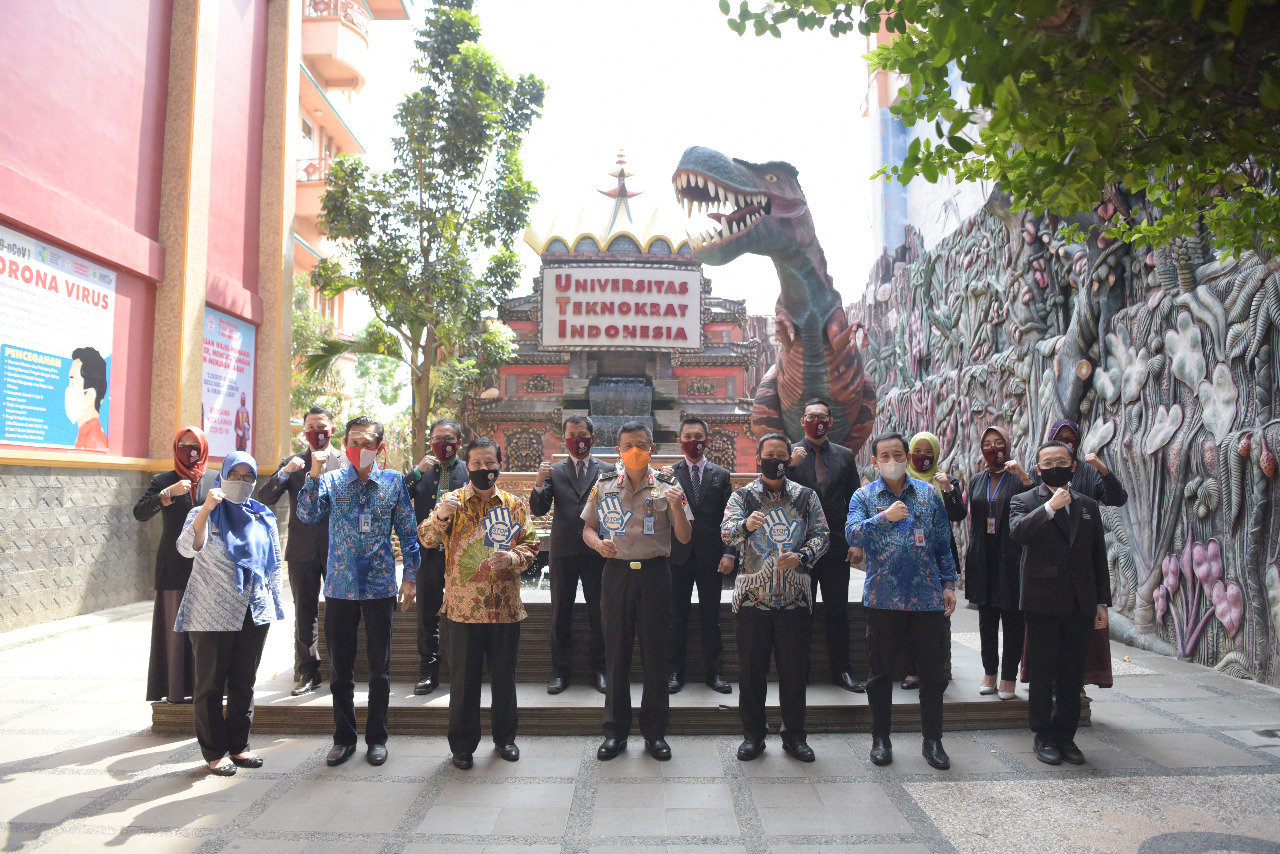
[607,557,667,571]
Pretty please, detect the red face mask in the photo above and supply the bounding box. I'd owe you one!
[565,436,593,457]
[981,446,1007,468]
[346,444,384,469]
[303,428,330,451]
[803,419,830,441]
[430,438,458,462]
[680,439,707,460]
[910,452,934,472]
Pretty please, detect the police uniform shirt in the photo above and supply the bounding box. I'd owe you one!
[581,467,694,560]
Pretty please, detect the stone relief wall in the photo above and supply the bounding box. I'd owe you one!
[849,193,1280,686]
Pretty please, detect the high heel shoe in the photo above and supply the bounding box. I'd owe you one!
[978,680,997,696]
[997,680,1017,700]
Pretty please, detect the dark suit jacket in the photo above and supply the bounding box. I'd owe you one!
[669,458,734,567]
[964,470,1037,611]
[134,470,214,590]
[529,456,614,559]
[1009,484,1112,616]
[1031,462,1129,507]
[786,439,859,557]
[257,448,334,564]
[408,458,471,584]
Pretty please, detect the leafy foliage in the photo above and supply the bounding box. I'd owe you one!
[723,0,1280,257]
[289,274,344,425]
[309,0,543,454]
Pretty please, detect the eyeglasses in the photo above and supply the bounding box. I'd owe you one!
[1038,461,1073,469]
[801,414,830,423]
[223,473,257,483]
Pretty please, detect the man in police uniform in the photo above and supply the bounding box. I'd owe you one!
[582,420,692,762]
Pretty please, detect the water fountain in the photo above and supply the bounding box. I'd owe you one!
[587,377,654,445]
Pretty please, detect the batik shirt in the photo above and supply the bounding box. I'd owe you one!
[721,477,829,612]
[846,476,957,611]
[417,485,540,624]
[296,464,421,600]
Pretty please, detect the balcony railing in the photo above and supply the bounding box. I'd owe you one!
[297,156,332,183]
[303,0,369,37]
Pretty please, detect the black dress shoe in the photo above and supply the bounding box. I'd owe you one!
[326,744,356,767]
[921,739,950,770]
[833,671,866,693]
[452,752,473,769]
[667,672,683,694]
[645,737,672,761]
[736,738,766,761]
[597,737,627,760]
[367,744,388,766]
[499,743,520,762]
[415,674,439,695]
[869,736,893,766]
[230,753,263,768]
[547,676,568,695]
[706,675,732,694]
[291,675,322,696]
[1034,734,1062,765]
[593,672,607,694]
[900,678,920,691]
[208,761,236,776]
[783,740,816,763]
[1058,740,1085,765]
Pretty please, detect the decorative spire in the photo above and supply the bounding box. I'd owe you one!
[598,150,642,234]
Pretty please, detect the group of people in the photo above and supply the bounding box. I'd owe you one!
[135,398,1117,775]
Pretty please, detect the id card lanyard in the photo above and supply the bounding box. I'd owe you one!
[986,472,1007,535]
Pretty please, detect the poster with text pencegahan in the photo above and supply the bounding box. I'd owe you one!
[0,222,115,452]
[201,307,256,459]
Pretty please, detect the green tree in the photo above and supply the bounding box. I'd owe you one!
[306,0,542,454]
[723,0,1280,258]
[289,273,344,428]
[351,320,408,416]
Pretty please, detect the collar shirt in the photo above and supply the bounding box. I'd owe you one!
[173,507,286,631]
[845,475,957,611]
[296,464,422,600]
[686,456,706,478]
[417,484,539,623]
[580,467,694,559]
[721,477,829,612]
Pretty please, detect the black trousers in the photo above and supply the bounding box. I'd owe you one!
[736,605,812,742]
[978,604,1025,681]
[810,549,851,674]
[325,596,394,747]
[189,609,270,763]
[668,543,725,679]
[447,620,520,754]
[601,558,670,741]
[1025,609,1093,741]
[866,607,948,741]
[549,551,606,680]
[416,552,446,676]
[288,558,325,681]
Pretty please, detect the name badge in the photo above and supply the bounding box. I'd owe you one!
[643,514,655,535]
[913,527,925,547]
[987,516,996,535]
[359,513,372,533]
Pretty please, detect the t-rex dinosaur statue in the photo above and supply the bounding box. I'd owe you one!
[672,145,876,454]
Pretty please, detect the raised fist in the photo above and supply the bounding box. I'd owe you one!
[884,500,909,522]
[282,456,305,474]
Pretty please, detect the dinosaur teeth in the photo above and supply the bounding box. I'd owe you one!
[696,174,706,188]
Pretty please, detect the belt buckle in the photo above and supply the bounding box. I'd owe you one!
[629,560,642,570]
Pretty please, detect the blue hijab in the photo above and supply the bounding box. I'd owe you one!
[210,451,279,594]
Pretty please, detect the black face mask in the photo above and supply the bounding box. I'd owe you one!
[760,458,787,480]
[469,469,499,491]
[1039,466,1073,488]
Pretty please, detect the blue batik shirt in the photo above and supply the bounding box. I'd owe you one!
[296,463,422,600]
[845,476,957,611]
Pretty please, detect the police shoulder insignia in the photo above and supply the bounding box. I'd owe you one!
[597,469,614,480]
[655,472,677,485]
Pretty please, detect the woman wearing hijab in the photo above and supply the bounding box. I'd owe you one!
[174,451,285,776]
[134,427,213,703]
[899,432,968,689]
[964,426,1035,699]
[1044,418,1128,507]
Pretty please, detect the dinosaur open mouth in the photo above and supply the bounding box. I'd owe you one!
[672,170,772,250]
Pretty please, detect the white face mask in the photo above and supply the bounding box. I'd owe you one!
[358,448,377,469]
[877,460,907,481]
[64,386,87,423]
[221,480,253,505]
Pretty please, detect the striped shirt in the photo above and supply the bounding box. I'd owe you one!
[174,508,285,632]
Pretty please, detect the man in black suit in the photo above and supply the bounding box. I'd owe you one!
[666,417,735,694]
[408,418,471,695]
[786,398,864,692]
[1009,440,1112,766]
[529,415,613,694]
[257,405,342,695]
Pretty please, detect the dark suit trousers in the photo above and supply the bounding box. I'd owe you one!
[416,550,446,676]
[865,607,947,741]
[325,596,394,747]
[549,551,606,679]
[977,605,1025,681]
[736,605,812,742]
[447,620,520,754]
[288,558,325,681]
[668,544,724,678]
[189,609,270,763]
[1025,609,1093,741]
[601,559,671,741]
[810,548,852,674]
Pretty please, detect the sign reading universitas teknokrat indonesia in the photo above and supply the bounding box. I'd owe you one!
[0,221,116,452]
[540,265,702,350]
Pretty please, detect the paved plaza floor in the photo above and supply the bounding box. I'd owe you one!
[2,597,1279,854]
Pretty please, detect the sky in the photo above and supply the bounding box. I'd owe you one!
[345,0,877,315]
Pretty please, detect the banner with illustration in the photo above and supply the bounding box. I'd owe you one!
[201,307,256,458]
[0,222,116,451]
